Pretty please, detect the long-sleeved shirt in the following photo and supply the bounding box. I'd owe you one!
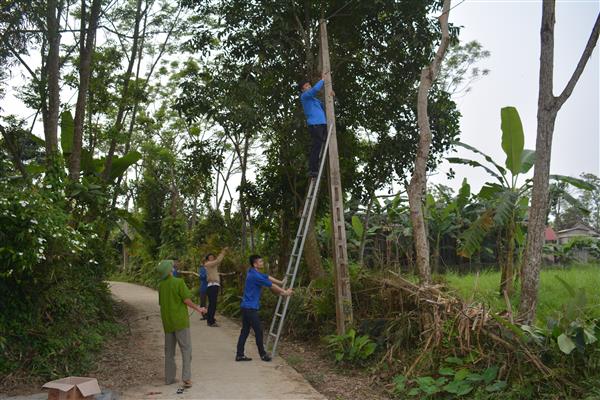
[198,265,208,292]
[204,250,226,286]
[300,80,327,126]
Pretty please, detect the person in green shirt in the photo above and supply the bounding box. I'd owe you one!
[157,260,207,388]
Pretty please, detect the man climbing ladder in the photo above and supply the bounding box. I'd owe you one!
[299,72,334,178]
[266,19,353,359]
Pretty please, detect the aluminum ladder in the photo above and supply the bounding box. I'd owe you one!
[265,122,334,357]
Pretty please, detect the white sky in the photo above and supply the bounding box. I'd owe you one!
[430,0,600,192]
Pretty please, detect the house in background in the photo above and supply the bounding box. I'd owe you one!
[544,226,558,264]
[556,223,600,244]
[545,226,558,243]
[556,223,600,263]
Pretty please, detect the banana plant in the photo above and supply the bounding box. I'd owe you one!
[448,106,592,296]
[425,179,474,273]
[28,111,141,183]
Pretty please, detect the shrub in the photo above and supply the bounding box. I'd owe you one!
[0,178,118,378]
[325,328,377,364]
[392,358,507,398]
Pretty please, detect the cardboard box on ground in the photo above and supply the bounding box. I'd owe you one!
[42,377,101,400]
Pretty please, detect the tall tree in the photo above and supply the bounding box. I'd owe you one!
[102,0,144,182]
[182,0,461,281]
[69,0,102,180]
[44,0,64,166]
[407,0,452,285]
[520,2,600,323]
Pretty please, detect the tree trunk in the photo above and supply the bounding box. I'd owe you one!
[191,196,198,229]
[520,2,600,323]
[102,0,144,182]
[110,6,148,209]
[248,208,256,252]
[303,212,326,280]
[239,137,249,256]
[358,196,373,266]
[407,0,451,285]
[432,233,441,274]
[500,224,515,296]
[69,0,101,180]
[278,210,291,277]
[44,0,62,164]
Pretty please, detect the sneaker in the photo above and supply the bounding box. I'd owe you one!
[260,354,272,362]
[208,323,220,327]
[236,355,252,361]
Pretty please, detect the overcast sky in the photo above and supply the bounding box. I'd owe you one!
[1,1,598,201]
[430,0,600,192]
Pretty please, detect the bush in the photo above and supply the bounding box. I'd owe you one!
[0,178,118,378]
[325,328,377,364]
[392,359,507,398]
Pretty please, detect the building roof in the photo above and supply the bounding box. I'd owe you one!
[545,226,557,241]
[557,222,600,236]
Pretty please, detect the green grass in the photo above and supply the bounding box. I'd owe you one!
[443,263,600,323]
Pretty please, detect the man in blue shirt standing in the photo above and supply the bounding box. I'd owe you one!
[235,255,292,362]
[198,259,209,320]
[299,72,334,178]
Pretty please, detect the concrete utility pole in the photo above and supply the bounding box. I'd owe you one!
[319,19,353,334]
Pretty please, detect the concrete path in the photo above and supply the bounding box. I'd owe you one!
[110,281,325,400]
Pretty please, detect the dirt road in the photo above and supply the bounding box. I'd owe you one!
[109,281,324,400]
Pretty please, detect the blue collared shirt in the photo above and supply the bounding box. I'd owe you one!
[240,267,272,310]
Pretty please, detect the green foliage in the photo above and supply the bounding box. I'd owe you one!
[500,106,524,176]
[0,176,118,378]
[393,360,506,398]
[60,111,74,156]
[325,328,377,364]
[219,287,242,318]
[521,277,599,356]
[544,237,600,263]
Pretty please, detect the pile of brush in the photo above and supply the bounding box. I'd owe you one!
[376,273,551,379]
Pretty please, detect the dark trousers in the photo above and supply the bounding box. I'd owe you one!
[236,308,266,357]
[308,124,327,175]
[199,290,207,308]
[206,285,219,325]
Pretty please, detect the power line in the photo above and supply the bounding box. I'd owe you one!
[443,0,467,17]
[325,0,354,21]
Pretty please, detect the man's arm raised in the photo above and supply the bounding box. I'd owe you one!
[302,79,325,98]
[204,247,228,268]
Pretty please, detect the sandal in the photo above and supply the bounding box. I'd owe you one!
[183,380,192,388]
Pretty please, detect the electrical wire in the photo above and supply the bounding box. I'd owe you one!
[325,0,354,21]
[442,0,467,17]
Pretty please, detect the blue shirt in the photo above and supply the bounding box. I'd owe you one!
[300,80,327,126]
[198,265,207,292]
[240,268,272,310]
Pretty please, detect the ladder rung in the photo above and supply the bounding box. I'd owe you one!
[275,313,283,317]
[269,332,277,337]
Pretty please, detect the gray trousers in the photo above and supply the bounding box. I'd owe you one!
[164,328,191,384]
